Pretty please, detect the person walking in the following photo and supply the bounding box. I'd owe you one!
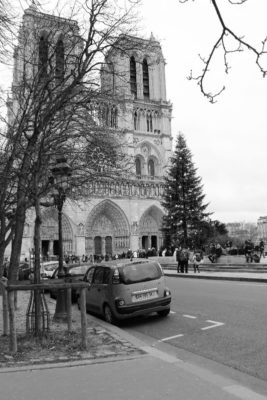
[244,239,254,263]
[178,247,190,273]
[192,249,203,273]
[259,239,265,259]
[176,246,182,273]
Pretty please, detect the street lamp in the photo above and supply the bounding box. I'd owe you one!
[51,157,71,321]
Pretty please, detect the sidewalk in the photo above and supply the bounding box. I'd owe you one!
[1,315,267,399]
[163,269,267,282]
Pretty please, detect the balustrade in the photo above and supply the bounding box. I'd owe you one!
[85,178,165,199]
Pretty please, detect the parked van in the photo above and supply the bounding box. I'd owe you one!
[78,259,171,324]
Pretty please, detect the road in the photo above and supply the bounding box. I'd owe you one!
[122,277,267,381]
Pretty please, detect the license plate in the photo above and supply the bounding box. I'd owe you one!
[132,290,158,302]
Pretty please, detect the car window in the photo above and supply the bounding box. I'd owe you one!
[93,267,104,284]
[119,262,162,284]
[92,267,110,284]
[86,267,95,284]
[103,268,110,284]
[68,265,89,275]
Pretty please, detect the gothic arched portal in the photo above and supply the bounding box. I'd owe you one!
[139,205,164,251]
[40,208,73,259]
[85,200,130,257]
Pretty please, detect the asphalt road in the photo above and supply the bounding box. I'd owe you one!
[122,277,267,382]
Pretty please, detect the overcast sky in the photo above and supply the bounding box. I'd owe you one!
[140,0,267,224]
[1,0,267,224]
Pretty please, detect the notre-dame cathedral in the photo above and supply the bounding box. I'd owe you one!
[9,4,173,260]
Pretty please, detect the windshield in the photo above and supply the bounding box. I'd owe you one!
[44,264,58,271]
[119,262,162,284]
[68,265,89,275]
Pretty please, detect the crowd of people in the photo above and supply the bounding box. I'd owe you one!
[173,238,266,273]
[61,239,265,272]
[63,247,158,265]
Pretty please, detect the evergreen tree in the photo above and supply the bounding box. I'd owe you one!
[161,133,211,248]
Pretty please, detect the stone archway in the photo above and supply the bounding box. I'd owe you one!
[139,205,164,251]
[40,208,73,259]
[85,200,130,257]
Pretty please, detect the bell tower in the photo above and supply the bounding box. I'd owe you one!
[101,34,173,181]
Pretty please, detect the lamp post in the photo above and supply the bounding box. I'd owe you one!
[51,157,71,321]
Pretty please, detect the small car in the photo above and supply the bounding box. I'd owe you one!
[18,262,31,280]
[3,262,31,280]
[41,261,63,279]
[49,264,90,302]
[77,259,171,324]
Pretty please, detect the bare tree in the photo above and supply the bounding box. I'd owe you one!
[0,0,151,283]
[0,0,15,62]
[180,0,267,102]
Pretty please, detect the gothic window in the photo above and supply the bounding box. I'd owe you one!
[143,58,150,99]
[130,56,137,98]
[39,34,48,78]
[146,112,153,132]
[110,106,118,128]
[135,157,141,178]
[134,111,138,130]
[55,38,64,82]
[148,159,155,179]
[109,62,115,95]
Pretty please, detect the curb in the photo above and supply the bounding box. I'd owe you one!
[164,272,267,283]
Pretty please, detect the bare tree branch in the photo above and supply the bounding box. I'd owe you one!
[181,0,267,102]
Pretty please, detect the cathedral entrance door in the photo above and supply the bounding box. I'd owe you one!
[53,240,59,256]
[105,236,112,257]
[151,235,157,250]
[94,236,102,256]
[142,236,148,251]
[42,240,49,260]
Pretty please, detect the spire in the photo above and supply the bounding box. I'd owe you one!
[150,32,156,41]
[28,0,39,12]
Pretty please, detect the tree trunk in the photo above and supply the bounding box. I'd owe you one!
[33,195,42,335]
[8,291,17,353]
[8,204,26,281]
[2,284,8,336]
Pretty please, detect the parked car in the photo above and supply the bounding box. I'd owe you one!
[18,262,31,281]
[49,264,90,302]
[41,261,63,279]
[77,259,171,324]
[2,261,30,280]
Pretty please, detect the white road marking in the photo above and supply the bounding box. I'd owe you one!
[183,314,197,319]
[158,334,184,342]
[170,310,176,314]
[201,320,225,331]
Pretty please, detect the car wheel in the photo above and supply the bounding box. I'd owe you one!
[157,308,170,317]
[103,304,117,325]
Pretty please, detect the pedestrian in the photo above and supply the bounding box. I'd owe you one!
[208,242,217,263]
[176,247,182,273]
[177,247,189,273]
[215,243,222,258]
[244,239,254,263]
[192,250,203,273]
[259,239,265,259]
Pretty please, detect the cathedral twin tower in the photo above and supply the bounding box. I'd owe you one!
[11,5,173,260]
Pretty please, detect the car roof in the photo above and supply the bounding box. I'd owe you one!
[91,259,156,270]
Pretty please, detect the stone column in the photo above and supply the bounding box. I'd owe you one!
[102,237,106,256]
[49,240,54,257]
[148,236,151,249]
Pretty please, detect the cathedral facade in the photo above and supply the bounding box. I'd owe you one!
[9,5,173,261]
